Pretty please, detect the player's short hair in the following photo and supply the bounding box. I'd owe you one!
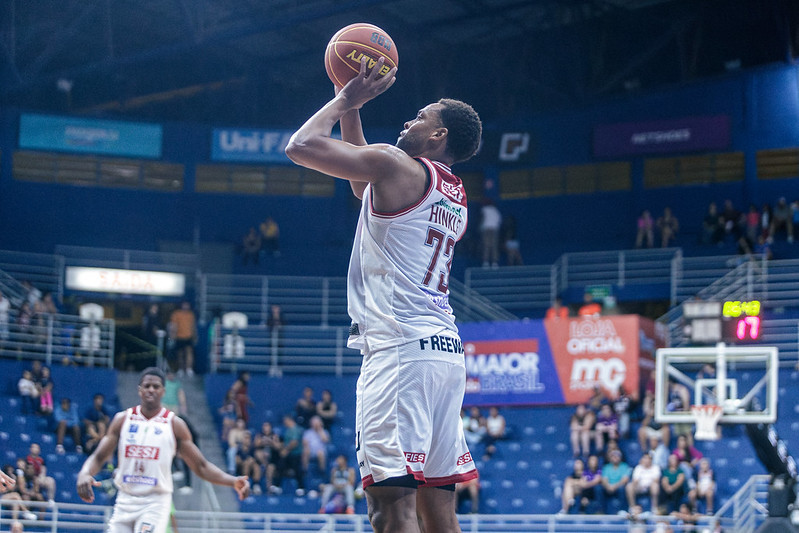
[139,367,165,385]
[437,98,482,163]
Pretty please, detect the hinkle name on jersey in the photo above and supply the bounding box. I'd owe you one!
[428,199,463,233]
[122,475,158,486]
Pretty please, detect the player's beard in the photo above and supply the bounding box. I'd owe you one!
[396,130,421,156]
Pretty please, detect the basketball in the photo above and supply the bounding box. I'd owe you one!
[324,23,398,88]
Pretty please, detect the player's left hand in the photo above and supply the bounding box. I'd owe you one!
[233,476,250,500]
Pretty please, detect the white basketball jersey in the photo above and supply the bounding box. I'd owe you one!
[115,406,176,496]
[347,157,468,351]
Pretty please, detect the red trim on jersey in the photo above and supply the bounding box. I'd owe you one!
[369,158,436,219]
[420,468,479,487]
[360,467,426,489]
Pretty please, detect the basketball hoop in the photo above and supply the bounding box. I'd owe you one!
[692,404,723,441]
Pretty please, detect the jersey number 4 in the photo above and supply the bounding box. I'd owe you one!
[423,228,455,292]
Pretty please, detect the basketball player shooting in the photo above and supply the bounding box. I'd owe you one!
[77,367,249,533]
[286,56,482,532]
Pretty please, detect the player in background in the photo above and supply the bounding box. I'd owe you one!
[77,367,248,533]
[286,57,482,532]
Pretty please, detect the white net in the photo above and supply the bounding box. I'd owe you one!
[692,404,723,441]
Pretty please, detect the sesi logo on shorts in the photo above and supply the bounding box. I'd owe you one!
[404,452,426,464]
[456,452,473,466]
[124,445,160,460]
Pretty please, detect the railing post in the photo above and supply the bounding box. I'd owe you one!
[198,274,208,324]
[107,319,115,369]
[261,277,269,326]
[618,251,625,288]
[670,249,682,307]
[335,327,343,378]
[746,259,754,300]
[55,254,65,306]
[322,278,330,328]
[45,314,54,367]
[560,254,568,292]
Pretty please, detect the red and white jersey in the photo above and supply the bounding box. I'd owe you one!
[347,157,468,351]
[115,406,176,496]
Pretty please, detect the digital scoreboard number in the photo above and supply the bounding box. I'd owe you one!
[722,300,761,342]
[683,300,762,344]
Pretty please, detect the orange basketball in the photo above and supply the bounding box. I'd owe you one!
[325,23,399,88]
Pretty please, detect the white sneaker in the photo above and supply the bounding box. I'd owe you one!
[22,511,37,521]
[186,369,195,377]
[56,444,65,454]
[177,486,193,495]
[252,484,262,495]
[177,369,185,378]
[172,471,185,481]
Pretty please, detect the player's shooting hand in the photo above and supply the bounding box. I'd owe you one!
[233,476,250,500]
[0,469,15,493]
[339,56,397,110]
[76,473,102,503]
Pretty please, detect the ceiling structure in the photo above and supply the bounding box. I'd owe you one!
[0,0,797,129]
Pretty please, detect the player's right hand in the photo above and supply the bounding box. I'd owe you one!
[0,469,15,493]
[233,476,250,500]
[76,473,102,503]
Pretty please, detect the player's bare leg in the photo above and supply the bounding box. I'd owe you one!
[366,485,419,533]
[416,486,461,533]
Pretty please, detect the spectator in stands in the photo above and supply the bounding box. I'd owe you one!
[672,434,703,481]
[259,216,281,256]
[613,385,633,439]
[559,458,586,514]
[462,406,487,448]
[688,458,716,514]
[17,461,45,508]
[587,385,608,412]
[601,449,631,513]
[671,502,701,529]
[580,454,603,512]
[240,227,262,265]
[10,520,23,533]
[316,389,338,432]
[0,289,9,351]
[319,454,356,514]
[768,197,794,243]
[660,453,686,514]
[656,207,679,248]
[169,300,197,377]
[36,365,54,415]
[230,371,253,424]
[577,292,602,317]
[745,204,760,244]
[480,199,502,268]
[278,414,306,496]
[17,370,39,415]
[701,202,723,246]
[1,464,37,521]
[226,418,249,474]
[302,415,331,475]
[649,435,670,471]
[755,234,773,260]
[594,404,618,455]
[455,477,480,514]
[635,210,654,248]
[501,214,524,266]
[234,431,262,495]
[54,397,82,454]
[295,386,317,428]
[253,421,282,494]
[638,392,670,453]
[626,453,660,513]
[604,438,626,464]
[21,281,41,308]
[545,297,569,320]
[25,443,55,503]
[162,370,187,416]
[569,404,595,458]
[721,199,743,242]
[141,303,162,347]
[218,389,238,442]
[83,393,112,454]
[16,302,33,339]
[483,406,506,460]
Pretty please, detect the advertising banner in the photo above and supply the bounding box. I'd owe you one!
[593,115,730,157]
[461,315,664,406]
[19,114,163,158]
[211,128,294,163]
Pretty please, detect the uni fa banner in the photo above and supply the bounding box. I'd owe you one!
[460,315,665,407]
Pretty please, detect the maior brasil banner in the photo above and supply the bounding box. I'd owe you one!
[459,315,665,406]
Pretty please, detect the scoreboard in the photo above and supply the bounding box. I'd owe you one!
[683,299,762,344]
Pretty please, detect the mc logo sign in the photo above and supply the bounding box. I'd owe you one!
[570,357,626,392]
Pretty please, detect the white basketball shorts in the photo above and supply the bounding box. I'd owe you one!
[107,491,171,533]
[355,330,478,488]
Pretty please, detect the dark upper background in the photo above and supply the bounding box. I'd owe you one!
[1,0,798,129]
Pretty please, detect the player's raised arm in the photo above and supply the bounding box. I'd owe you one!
[77,411,124,502]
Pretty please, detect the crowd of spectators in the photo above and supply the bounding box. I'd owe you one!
[560,383,718,520]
